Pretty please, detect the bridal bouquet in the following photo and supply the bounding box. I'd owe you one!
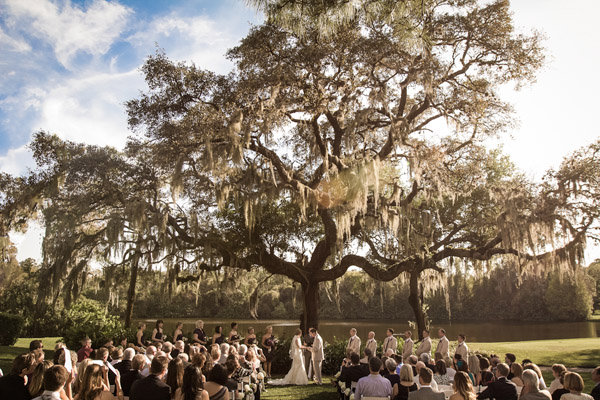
[344,388,351,397]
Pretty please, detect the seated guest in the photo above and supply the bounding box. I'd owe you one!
[116,348,134,376]
[505,354,516,380]
[394,355,404,374]
[0,353,36,400]
[163,342,174,358]
[172,341,185,359]
[204,364,229,400]
[433,360,450,386]
[361,348,373,367]
[340,352,369,388]
[445,356,457,381]
[355,357,393,400]
[477,363,517,400]
[415,362,439,391]
[76,362,124,400]
[407,355,419,376]
[469,355,481,386]
[450,371,476,400]
[245,348,261,373]
[552,371,569,400]
[130,356,170,400]
[398,364,418,400]
[121,354,146,397]
[562,372,593,400]
[591,367,600,400]
[32,365,72,400]
[224,359,240,392]
[408,367,444,400]
[174,365,209,400]
[524,363,547,390]
[219,344,230,365]
[384,358,400,400]
[75,359,93,394]
[479,357,494,386]
[110,348,123,366]
[511,363,524,387]
[28,360,53,398]
[550,364,567,394]
[520,370,551,400]
[29,340,44,352]
[166,358,185,397]
[78,337,93,362]
[421,353,435,371]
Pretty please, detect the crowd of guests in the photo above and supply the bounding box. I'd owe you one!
[334,327,600,400]
[0,320,276,400]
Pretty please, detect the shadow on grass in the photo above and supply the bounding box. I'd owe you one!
[0,345,53,372]
[539,349,600,368]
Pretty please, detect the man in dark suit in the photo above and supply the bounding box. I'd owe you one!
[340,352,369,387]
[408,367,445,400]
[591,366,600,400]
[478,363,518,400]
[130,355,170,400]
[121,354,146,397]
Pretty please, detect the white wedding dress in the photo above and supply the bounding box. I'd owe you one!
[269,334,309,385]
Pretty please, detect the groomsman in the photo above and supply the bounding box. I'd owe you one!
[403,330,414,361]
[416,329,432,358]
[382,328,398,355]
[436,328,449,360]
[361,331,377,363]
[455,334,469,366]
[347,328,361,356]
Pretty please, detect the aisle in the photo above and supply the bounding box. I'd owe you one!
[262,376,338,400]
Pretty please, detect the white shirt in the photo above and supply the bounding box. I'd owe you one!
[415,376,439,391]
[33,391,62,400]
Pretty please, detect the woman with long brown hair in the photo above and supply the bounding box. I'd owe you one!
[28,360,54,398]
[450,371,477,400]
[166,358,185,398]
[74,363,124,400]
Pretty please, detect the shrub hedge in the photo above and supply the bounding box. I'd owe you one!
[0,312,24,345]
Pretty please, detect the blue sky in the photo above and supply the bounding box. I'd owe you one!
[1,0,599,261]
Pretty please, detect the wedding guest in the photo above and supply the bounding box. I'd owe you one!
[261,326,276,378]
[203,364,229,400]
[356,357,393,400]
[450,371,476,400]
[28,360,53,398]
[174,365,209,400]
[130,356,170,400]
[551,371,568,400]
[409,367,443,400]
[347,328,361,356]
[510,363,524,387]
[78,337,93,362]
[75,359,93,395]
[152,320,166,344]
[416,330,432,358]
[225,356,251,384]
[34,365,73,400]
[562,372,593,400]
[590,367,600,400]
[384,358,400,400]
[520,370,551,400]
[505,354,516,379]
[479,357,494,386]
[173,323,184,342]
[218,344,230,365]
[433,360,450,386]
[549,364,567,394]
[421,353,435,371]
[0,353,36,400]
[362,332,377,364]
[244,328,256,346]
[110,348,123,366]
[172,341,185,359]
[192,321,208,346]
[455,335,469,366]
[229,323,240,344]
[415,362,439,391]
[29,340,43,352]
[524,363,547,390]
[166,358,185,398]
[398,364,418,400]
[137,324,147,348]
[469,355,481,386]
[477,363,517,400]
[457,361,476,386]
[383,329,398,356]
[436,329,450,360]
[403,331,414,361]
[121,354,146,397]
[245,348,261,372]
[76,362,124,400]
[340,353,369,389]
[446,356,457,381]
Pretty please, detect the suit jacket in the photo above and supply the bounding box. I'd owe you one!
[436,336,449,359]
[455,342,469,364]
[408,386,445,400]
[591,383,600,400]
[130,374,170,400]
[115,359,132,376]
[403,338,414,360]
[340,364,369,386]
[347,335,361,356]
[382,335,398,355]
[361,338,377,362]
[311,334,324,361]
[477,377,518,400]
[121,370,144,397]
[416,337,432,357]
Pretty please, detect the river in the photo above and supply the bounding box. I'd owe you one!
[133,318,600,344]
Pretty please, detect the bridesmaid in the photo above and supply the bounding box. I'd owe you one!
[152,319,165,343]
[212,325,224,345]
[262,326,276,378]
[192,320,208,345]
[244,327,256,346]
[136,323,147,348]
[173,322,184,342]
[229,322,240,345]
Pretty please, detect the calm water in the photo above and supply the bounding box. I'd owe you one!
[134,318,600,344]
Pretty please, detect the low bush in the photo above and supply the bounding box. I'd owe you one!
[0,312,24,345]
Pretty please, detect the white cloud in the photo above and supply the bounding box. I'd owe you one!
[0,144,34,175]
[10,222,43,262]
[4,0,132,69]
[0,25,31,52]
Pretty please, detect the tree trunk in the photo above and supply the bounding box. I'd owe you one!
[408,268,427,340]
[124,258,139,328]
[301,280,320,332]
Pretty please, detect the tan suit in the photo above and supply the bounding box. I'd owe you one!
[361,338,377,363]
[416,336,432,357]
[436,336,449,359]
[382,335,398,355]
[455,341,469,365]
[402,337,414,360]
[347,335,361,356]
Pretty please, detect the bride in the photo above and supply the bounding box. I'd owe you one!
[269,328,309,385]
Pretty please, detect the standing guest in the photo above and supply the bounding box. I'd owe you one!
[78,337,93,362]
[552,372,569,400]
[505,354,516,380]
[477,363,517,400]
[152,320,166,344]
[562,372,593,400]
[136,323,147,348]
[121,354,146,397]
[520,370,551,400]
[356,357,393,400]
[130,356,170,400]
[203,364,229,400]
[261,326,276,378]
[383,329,398,356]
[549,364,567,394]
[384,358,400,400]
[510,363,524,387]
[408,367,444,400]
[433,360,450,386]
[479,357,494,386]
[0,353,36,400]
[398,364,419,400]
[228,323,240,344]
[591,367,600,400]
[362,332,378,364]
[244,327,256,346]
[347,328,362,357]
[174,365,209,400]
[166,358,185,398]
[403,331,415,361]
[450,371,476,400]
[192,321,208,346]
[436,329,450,361]
[173,323,185,342]
[75,363,124,400]
[416,330,432,358]
[455,335,469,366]
[28,360,53,398]
[32,365,73,400]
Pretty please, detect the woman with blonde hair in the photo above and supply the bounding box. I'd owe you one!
[28,360,54,398]
[561,372,593,400]
[397,364,418,400]
[74,358,93,395]
[450,371,476,400]
[468,355,481,386]
[74,363,124,400]
[511,363,525,386]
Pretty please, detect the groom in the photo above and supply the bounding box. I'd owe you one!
[309,328,324,385]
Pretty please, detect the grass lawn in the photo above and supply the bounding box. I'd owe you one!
[0,337,61,373]
[263,377,338,400]
[469,338,600,368]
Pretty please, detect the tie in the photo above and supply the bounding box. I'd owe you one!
[349,337,353,347]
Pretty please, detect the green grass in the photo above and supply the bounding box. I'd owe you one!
[470,338,600,368]
[0,337,61,373]
[263,377,338,400]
